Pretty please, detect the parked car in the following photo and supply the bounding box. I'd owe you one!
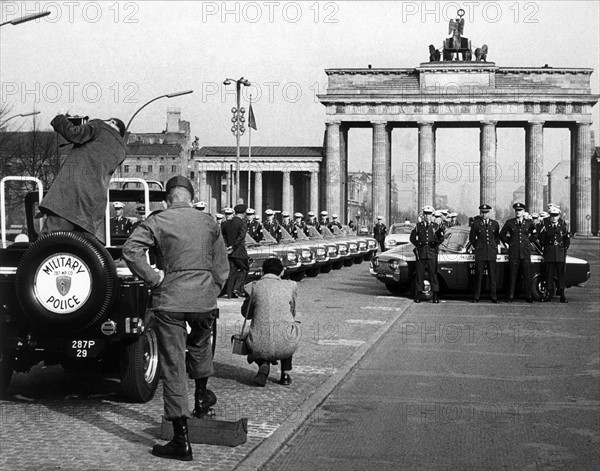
[384,223,415,250]
[245,231,301,281]
[370,225,590,300]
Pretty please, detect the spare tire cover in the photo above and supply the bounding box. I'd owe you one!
[15,232,118,333]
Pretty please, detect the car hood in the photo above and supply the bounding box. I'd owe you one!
[375,243,415,262]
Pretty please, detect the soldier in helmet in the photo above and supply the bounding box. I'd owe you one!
[469,204,500,303]
[409,205,445,303]
[537,205,570,303]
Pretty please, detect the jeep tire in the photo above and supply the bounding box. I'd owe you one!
[120,311,160,403]
[15,232,118,334]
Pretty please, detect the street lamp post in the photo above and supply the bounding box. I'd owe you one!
[125,90,193,133]
[0,11,51,27]
[223,77,251,205]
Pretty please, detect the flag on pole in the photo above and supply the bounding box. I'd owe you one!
[248,103,257,131]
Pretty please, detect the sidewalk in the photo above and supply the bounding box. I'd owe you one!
[0,266,412,471]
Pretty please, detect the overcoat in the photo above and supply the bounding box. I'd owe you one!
[469,218,500,260]
[221,216,249,259]
[499,218,535,259]
[409,221,445,259]
[40,116,126,243]
[538,219,570,262]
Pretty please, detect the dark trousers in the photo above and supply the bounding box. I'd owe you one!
[256,356,293,372]
[376,238,385,252]
[415,257,439,292]
[226,257,249,297]
[508,257,532,299]
[155,310,216,420]
[474,259,497,300]
[545,261,566,295]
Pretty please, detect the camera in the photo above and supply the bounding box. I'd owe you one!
[66,115,89,126]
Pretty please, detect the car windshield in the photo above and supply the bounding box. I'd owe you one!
[391,224,414,234]
[306,226,323,239]
[440,228,470,252]
[280,227,295,242]
[320,226,335,239]
[260,229,277,244]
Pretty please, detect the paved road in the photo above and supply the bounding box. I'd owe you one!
[0,257,410,471]
[265,239,600,471]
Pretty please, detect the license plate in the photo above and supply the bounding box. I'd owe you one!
[68,339,103,358]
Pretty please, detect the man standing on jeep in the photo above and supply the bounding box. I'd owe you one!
[123,176,229,462]
[39,114,127,244]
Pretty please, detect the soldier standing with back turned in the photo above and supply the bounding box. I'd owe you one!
[500,202,535,303]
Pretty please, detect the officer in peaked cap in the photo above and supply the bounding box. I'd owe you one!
[281,211,295,238]
[328,213,342,231]
[291,212,306,239]
[215,213,224,225]
[110,201,133,236]
[469,204,500,303]
[538,205,570,303]
[448,212,460,227]
[373,215,387,252]
[409,205,445,303]
[223,207,234,220]
[221,204,249,298]
[245,208,264,242]
[500,202,535,303]
[263,209,282,242]
[305,210,320,232]
[319,210,329,229]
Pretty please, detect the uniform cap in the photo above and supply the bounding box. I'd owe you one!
[513,202,526,210]
[282,211,290,217]
[233,204,247,214]
[307,211,315,217]
[450,212,458,217]
[265,209,274,215]
[377,215,383,220]
[193,201,206,209]
[548,205,561,215]
[320,210,329,216]
[294,212,304,218]
[136,205,145,213]
[532,213,539,218]
[479,204,492,212]
[216,213,224,219]
[332,214,338,219]
[440,209,448,216]
[433,210,442,217]
[246,208,255,215]
[113,201,125,209]
[421,205,434,214]
[539,211,549,218]
[224,207,234,215]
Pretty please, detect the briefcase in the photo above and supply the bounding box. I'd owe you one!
[231,334,248,355]
[160,416,248,447]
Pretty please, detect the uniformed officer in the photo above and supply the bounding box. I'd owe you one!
[409,205,445,303]
[448,212,460,227]
[328,214,342,231]
[469,204,500,303]
[132,205,146,230]
[224,208,234,221]
[263,209,282,242]
[500,202,535,303]
[305,211,321,232]
[439,209,450,229]
[537,205,570,303]
[281,211,295,237]
[319,210,329,227]
[246,208,264,242]
[215,213,224,226]
[123,176,229,461]
[221,204,250,298]
[110,201,133,236]
[373,216,387,252]
[193,201,207,212]
[292,212,306,239]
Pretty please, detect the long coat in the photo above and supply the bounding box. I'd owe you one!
[243,274,300,362]
[221,216,248,259]
[537,219,570,262]
[499,218,536,259]
[469,218,500,260]
[410,221,445,259]
[40,116,126,243]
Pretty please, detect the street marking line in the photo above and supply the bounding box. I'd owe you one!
[346,319,386,325]
[292,366,338,375]
[318,339,365,347]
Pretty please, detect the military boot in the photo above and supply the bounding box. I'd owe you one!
[432,292,439,304]
[414,291,421,303]
[559,290,568,303]
[152,417,192,461]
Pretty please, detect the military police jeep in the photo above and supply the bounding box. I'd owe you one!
[0,177,171,402]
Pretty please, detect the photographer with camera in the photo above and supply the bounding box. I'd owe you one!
[39,114,127,244]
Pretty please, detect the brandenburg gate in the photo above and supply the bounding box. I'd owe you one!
[317,23,598,234]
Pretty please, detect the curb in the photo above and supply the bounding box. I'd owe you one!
[233,301,413,471]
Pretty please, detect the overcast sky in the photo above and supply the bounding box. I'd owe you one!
[1,1,599,212]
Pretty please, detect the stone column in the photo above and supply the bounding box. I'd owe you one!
[525,121,544,214]
[324,121,342,215]
[573,122,592,234]
[372,121,391,223]
[418,122,435,211]
[282,170,291,213]
[197,164,206,202]
[340,125,349,220]
[310,170,319,212]
[480,121,497,216]
[254,171,263,215]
